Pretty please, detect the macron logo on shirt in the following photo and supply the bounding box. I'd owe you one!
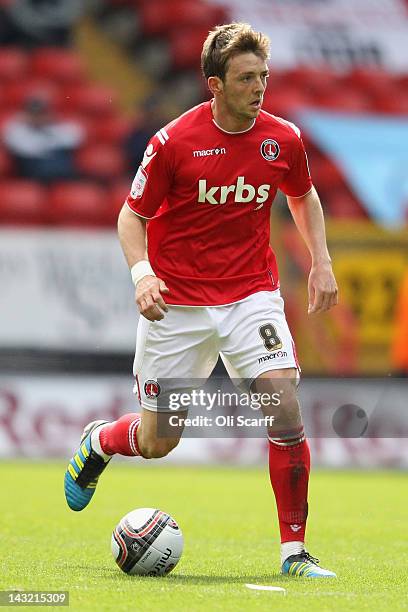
[198,176,271,205]
[193,147,226,157]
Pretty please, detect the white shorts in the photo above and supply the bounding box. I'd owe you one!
[133,290,299,411]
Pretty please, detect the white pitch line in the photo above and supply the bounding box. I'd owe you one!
[245,584,286,594]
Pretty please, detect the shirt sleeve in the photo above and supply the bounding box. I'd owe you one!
[279,128,313,198]
[126,130,173,219]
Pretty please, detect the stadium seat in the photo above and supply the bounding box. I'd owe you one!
[169,27,217,70]
[308,154,346,194]
[86,115,133,144]
[76,144,127,181]
[0,48,28,83]
[109,180,131,221]
[140,0,226,36]
[0,180,48,225]
[262,87,312,116]
[0,110,13,130]
[30,48,86,86]
[325,186,368,219]
[374,89,408,114]
[48,181,112,226]
[383,75,408,113]
[396,74,408,94]
[315,87,372,112]
[4,79,60,110]
[62,84,118,117]
[280,67,338,97]
[343,68,394,97]
[0,147,14,177]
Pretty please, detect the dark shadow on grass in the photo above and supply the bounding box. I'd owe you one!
[64,565,287,584]
[99,570,285,584]
[165,573,285,585]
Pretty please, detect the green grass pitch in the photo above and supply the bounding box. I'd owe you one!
[1,462,407,611]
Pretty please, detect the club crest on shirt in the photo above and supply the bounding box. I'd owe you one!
[260,139,280,161]
[144,379,161,398]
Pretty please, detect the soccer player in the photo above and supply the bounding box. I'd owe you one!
[65,23,338,578]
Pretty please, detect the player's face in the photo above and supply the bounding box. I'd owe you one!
[222,53,269,122]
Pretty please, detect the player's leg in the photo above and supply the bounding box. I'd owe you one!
[218,290,336,577]
[64,306,218,511]
[254,369,335,577]
[128,306,218,458]
[99,407,187,459]
[64,410,187,512]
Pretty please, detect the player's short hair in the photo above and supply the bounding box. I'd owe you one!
[201,23,270,81]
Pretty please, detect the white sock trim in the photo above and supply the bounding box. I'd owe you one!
[128,417,141,456]
[268,431,305,447]
[90,424,112,461]
[281,541,305,565]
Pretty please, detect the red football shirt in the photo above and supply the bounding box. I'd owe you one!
[126,101,312,306]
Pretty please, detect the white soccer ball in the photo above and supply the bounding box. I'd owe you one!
[111,508,184,576]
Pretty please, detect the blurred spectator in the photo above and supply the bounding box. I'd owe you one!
[391,268,408,376]
[1,94,85,183]
[124,94,173,175]
[0,0,83,47]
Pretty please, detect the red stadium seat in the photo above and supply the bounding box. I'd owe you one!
[110,180,131,220]
[280,67,338,97]
[325,186,368,220]
[343,68,394,97]
[76,144,127,181]
[396,74,408,94]
[308,154,346,194]
[87,115,133,144]
[381,75,408,113]
[141,0,226,35]
[0,48,28,83]
[315,87,372,112]
[0,180,48,225]
[30,48,86,85]
[0,147,14,177]
[0,110,14,130]
[62,84,117,117]
[4,79,60,110]
[169,27,214,70]
[262,87,312,116]
[373,89,408,114]
[48,181,112,226]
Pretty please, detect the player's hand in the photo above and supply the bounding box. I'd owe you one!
[136,275,170,321]
[308,262,338,314]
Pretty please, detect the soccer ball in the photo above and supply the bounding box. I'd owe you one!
[111,508,183,576]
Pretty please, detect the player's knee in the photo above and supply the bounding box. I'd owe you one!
[139,438,180,459]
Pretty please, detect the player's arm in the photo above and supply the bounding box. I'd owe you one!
[117,205,169,322]
[286,186,338,314]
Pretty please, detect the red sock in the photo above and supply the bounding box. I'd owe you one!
[99,413,142,456]
[268,436,310,543]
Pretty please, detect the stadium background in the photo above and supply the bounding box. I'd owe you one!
[0,0,407,468]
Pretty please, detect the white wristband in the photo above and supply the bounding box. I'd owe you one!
[130,260,155,287]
